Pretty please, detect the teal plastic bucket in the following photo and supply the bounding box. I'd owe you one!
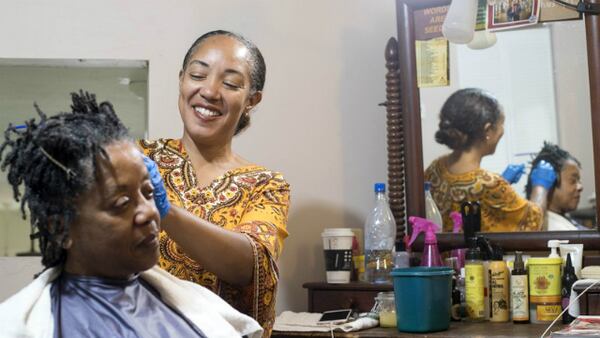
[390,267,453,332]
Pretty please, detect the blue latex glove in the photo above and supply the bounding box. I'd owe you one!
[501,163,526,184]
[143,155,171,219]
[530,160,557,190]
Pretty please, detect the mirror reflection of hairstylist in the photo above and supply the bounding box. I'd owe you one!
[424,88,556,232]
[139,30,290,336]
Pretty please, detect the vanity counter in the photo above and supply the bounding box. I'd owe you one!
[272,322,562,338]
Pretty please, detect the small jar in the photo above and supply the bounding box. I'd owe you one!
[374,291,397,327]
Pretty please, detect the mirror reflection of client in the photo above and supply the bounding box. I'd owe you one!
[525,142,586,231]
[0,92,262,338]
[425,88,557,232]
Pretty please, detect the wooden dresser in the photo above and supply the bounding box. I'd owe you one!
[303,282,393,313]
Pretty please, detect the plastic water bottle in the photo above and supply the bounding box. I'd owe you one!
[425,181,443,232]
[364,183,396,283]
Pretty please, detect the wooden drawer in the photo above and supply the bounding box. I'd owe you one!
[303,282,393,313]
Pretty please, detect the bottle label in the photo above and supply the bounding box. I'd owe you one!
[465,264,485,319]
[490,268,509,321]
[529,264,561,297]
[537,304,562,321]
[324,250,352,271]
[511,275,529,321]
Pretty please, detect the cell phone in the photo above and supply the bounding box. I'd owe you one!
[316,309,353,325]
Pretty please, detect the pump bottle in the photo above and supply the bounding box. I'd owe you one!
[548,240,569,258]
[511,251,529,323]
[408,216,442,267]
[465,239,485,322]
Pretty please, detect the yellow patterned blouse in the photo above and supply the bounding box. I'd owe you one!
[138,138,290,337]
[425,156,542,232]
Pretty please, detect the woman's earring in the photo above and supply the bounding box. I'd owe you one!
[62,237,73,249]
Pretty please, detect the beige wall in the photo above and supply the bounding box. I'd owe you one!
[1,0,593,314]
[0,0,396,311]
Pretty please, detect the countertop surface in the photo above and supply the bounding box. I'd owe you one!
[272,321,564,338]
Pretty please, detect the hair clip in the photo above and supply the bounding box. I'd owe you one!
[39,147,77,179]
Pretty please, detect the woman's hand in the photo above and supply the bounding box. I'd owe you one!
[530,160,557,190]
[143,156,171,219]
[502,163,525,184]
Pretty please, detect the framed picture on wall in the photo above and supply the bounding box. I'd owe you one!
[488,0,540,31]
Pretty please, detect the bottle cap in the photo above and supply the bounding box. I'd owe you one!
[514,251,525,271]
[424,181,431,191]
[564,253,576,275]
[465,246,481,260]
[374,183,386,193]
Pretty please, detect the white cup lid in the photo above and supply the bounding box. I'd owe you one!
[321,228,355,238]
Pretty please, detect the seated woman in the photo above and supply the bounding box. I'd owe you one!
[526,142,586,231]
[0,92,262,338]
[425,88,556,232]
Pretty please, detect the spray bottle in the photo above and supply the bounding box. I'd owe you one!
[408,216,442,267]
[450,211,466,270]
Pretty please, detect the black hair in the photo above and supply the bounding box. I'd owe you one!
[435,88,503,151]
[181,30,266,135]
[0,91,130,268]
[525,141,581,199]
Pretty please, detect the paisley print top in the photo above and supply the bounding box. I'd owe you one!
[425,156,542,232]
[138,138,290,337]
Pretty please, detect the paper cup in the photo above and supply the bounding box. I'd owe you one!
[321,228,354,283]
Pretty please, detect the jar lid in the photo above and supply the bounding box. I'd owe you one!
[528,257,562,265]
[376,291,395,299]
[321,228,355,238]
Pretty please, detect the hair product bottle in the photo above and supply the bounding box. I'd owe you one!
[511,251,529,324]
[465,240,485,322]
[562,253,578,324]
[489,251,509,322]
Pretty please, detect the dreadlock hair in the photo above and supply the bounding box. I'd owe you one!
[0,91,130,269]
[525,141,581,199]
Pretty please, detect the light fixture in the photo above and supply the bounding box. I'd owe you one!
[467,30,498,50]
[442,0,478,44]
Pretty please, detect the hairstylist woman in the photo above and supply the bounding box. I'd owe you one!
[140,30,290,336]
[425,88,555,232]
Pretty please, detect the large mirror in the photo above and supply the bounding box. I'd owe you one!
[0,58,148,256]
[393,0,600,250]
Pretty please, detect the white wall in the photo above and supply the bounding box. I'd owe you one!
[0,0,396,312]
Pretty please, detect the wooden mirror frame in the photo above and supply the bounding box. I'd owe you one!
[389,0,600,251]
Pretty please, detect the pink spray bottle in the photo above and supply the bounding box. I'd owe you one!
[408,216,443,267]
[450,211,466,270]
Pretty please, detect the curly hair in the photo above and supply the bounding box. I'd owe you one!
[525,142,581,199]
[435,88,503,151]
[0,91,130,268]
[181,30,266,135]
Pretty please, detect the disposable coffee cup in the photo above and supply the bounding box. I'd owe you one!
[321,228,354,283]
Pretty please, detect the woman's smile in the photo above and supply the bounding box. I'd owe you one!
[194,106,222,119]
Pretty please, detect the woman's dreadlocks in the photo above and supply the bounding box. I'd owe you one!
[525,141,581,199]
[0,91,130,268]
